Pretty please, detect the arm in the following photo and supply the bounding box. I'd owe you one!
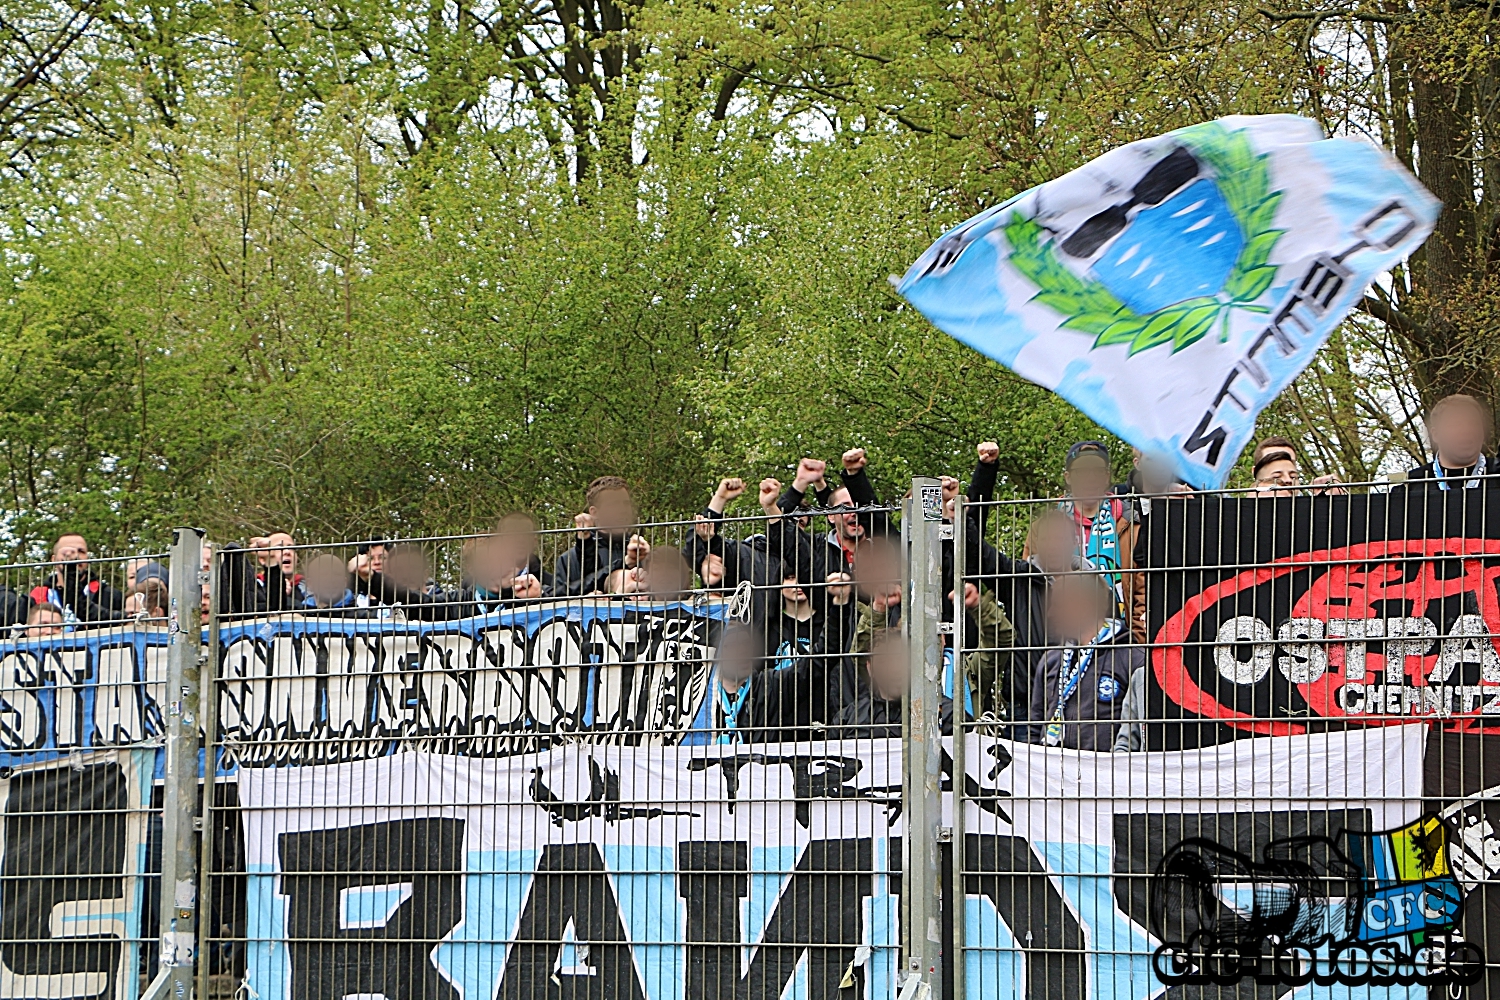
[838,448,878,505]
[968,441,1000,533]
[960,588,1014,719]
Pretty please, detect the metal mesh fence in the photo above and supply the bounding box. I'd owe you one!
[0,549,173,1000]
[10,468,1500,1000]
[954,473,1500,1000]
[199,508,911,999]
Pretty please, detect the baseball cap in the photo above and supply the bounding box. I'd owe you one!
[1065,440,1110,468]
[135,561,169,586]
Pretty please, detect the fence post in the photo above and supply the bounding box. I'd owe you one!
[949,495,966,1000]
[143,527,204,1000]
[903,478,945,998]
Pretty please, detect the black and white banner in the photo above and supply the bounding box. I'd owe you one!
[239,726,1458,1000]
[0,749,154,1000]
[218,602,727,769]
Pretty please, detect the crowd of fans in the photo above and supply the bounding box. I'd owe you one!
[1,392,1494,752]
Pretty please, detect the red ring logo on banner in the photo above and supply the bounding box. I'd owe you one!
[1152,538,1500,734]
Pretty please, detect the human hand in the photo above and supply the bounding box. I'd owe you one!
[827,571,853,606]
[249,536,273,566]
[976,441,999,465]
[624,534,651,568]
[793,458,827,491]
[347,553,373,580]
[759,478,783,514]
[842,448,867,474]
[1309,474,1346,496]
[694,514,716,541]
[574,512,596,540]
[717,477,746,501]
[871,587,902,613]
[512,572,543,599]
[948,582,980,609]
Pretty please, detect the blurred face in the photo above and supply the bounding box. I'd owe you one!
[1254,457,1300,498]
[385,548,429,591]
[466,540,504,591]
[866,637,908,702]
[306,556,349,605]
[54,534,89,566]
[646,556,691,598]
[828,487,862,542]
[1030,516,1078,575]
[717,628,760,686]
[27,607,63,637]
[1047,574,1109,641]
[589,488,637,534]
[1137,453,1177,495]
[493,516,538,573]
[1429,401,1488,467]
[1064,454,1111,504]
[854,539,901,602]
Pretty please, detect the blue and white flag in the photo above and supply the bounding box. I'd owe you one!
[896,115,1439,488]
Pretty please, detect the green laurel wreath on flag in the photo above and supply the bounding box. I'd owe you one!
[1004,122,1286,356]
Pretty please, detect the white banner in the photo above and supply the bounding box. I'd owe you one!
[230,725,1481,1000]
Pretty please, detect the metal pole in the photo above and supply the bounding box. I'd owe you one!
[143,527,203,1000]
[903,478,945,998]
[950,495,966,1000]
[197,543,218,1000]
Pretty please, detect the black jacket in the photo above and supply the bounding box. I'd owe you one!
[1401,459,1496,491]
[829,686,954,740]
[682,509,774,594]
[42,566,126,623]
[1,586,31,628]
[748,601,856,739]
[553,532,633,597]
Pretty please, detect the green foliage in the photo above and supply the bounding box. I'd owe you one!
[0,0,1490,556]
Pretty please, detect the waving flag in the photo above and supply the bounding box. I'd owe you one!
[895,115,1438,488]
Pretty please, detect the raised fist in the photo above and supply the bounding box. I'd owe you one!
[693,514,716,542]
[842,448,867,474]
[793,458,827,490]
[512,572,544,599]
[976,441,999,465]
[717,477,747,501]
[759,478,783,512]
[574,512,596,539]
[826,571,853,606]
[624,533,651,568]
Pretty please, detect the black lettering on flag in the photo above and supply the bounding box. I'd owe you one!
[0,761,129,1000]
[498,842,648,1000]
[277,817,465,1000]
[1183,410,1229,466]
[677,838,873,1000]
